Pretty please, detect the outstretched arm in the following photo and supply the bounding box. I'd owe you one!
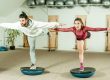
[0,22,35,36]
[53,27,74,32]
[85,26,107,31]
[0,22,21,30]
[34,21,61,29]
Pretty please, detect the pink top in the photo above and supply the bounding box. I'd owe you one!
[55,26,107,40]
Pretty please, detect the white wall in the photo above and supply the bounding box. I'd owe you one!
[0,0,25,17]
[0,5,110,52]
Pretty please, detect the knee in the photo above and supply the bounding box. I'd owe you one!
[30,47,35,52]
[78,49,84,53]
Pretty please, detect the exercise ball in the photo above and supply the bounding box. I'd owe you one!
[55,0,64,9]
[89,0,101,4]
[27,0,36,8]
[20,67,45,75]
[70,67,96,78]
[102,0,110,8]
[65,0,74,8]
[78,0,88,7]
[46,0,55,8]
[38,0,45,5]
[0,46,8,51]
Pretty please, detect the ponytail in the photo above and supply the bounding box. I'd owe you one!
[19,11,28,19]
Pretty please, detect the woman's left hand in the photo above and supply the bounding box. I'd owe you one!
[107,27,110,31]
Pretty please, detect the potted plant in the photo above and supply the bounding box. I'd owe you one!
[6,29,20,50]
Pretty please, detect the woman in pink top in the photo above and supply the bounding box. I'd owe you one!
[54,18,110,71]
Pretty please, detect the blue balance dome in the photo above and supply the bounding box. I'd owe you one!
[70,67,96,78]
[20,67,45,75]
[0,46,8,51]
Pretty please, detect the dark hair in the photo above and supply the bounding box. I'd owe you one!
[19,11,28,19]
[74,17,85,29]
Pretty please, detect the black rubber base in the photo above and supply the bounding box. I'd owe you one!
[70,67,96,78]
[20,67,45,75]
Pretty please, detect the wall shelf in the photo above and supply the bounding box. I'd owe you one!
[28,4,110,8]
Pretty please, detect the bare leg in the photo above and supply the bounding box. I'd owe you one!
[77,40,84,71]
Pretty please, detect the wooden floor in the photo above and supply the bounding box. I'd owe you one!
[0,48,110,80]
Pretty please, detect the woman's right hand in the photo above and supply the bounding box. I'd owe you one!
[49,28,57,32]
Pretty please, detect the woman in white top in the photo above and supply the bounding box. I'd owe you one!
[0,12,61,69]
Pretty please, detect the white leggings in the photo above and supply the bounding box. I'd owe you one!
[28,37,36,64]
